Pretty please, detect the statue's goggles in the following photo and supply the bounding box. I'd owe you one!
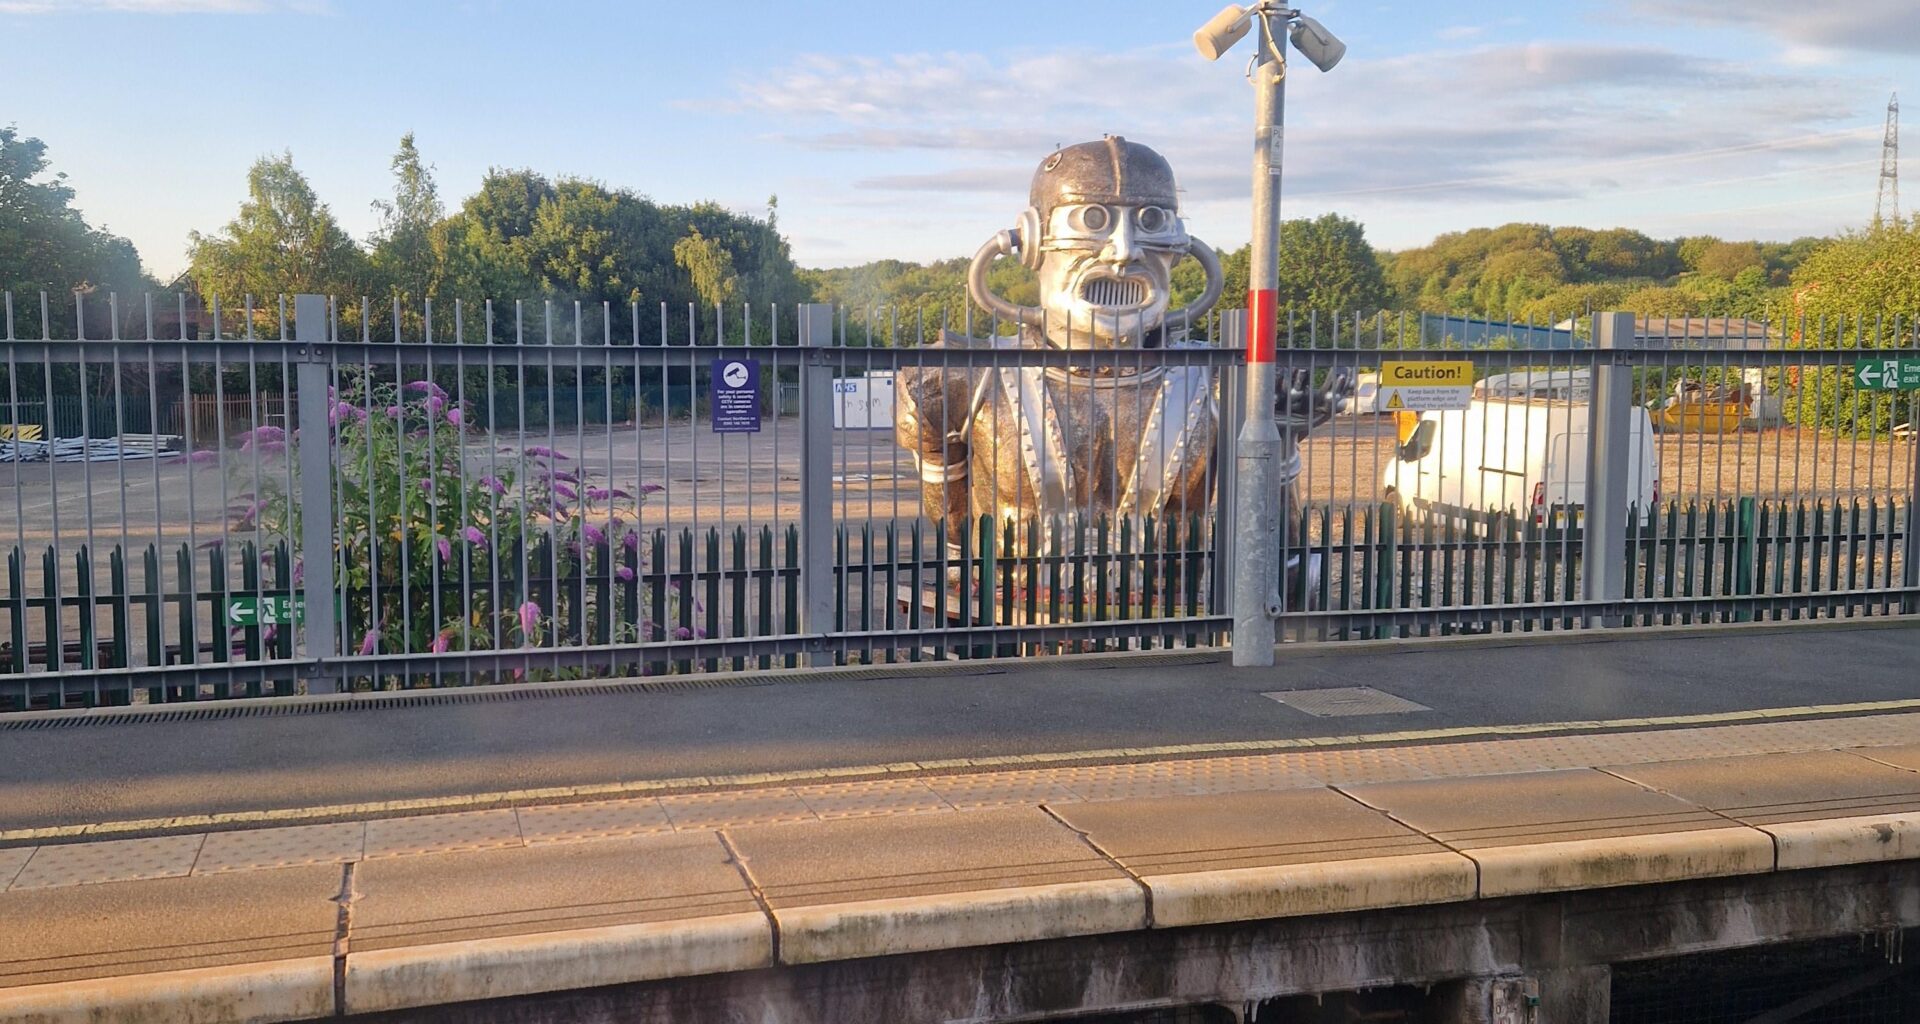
[1039,203,1188,252]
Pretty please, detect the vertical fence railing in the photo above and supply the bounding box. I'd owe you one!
[3,293,1918,710]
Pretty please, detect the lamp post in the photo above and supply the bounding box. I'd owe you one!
[1194,3,1344,667]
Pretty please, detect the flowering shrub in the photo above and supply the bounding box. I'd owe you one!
[231,369,667,663]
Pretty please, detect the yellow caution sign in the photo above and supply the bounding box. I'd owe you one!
[1378,360,1473,411]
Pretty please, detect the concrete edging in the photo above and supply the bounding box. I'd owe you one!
[1468,827,1776,898]
[341,911,772,1015]
[1765,812,1920,871]
[0,955,334,1024]
[1144,851,1479,929]
[772,878,1147,965]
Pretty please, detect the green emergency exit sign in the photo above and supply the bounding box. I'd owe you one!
[1854,359,1920,390]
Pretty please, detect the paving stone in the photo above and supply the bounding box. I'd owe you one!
[10,835,205,890]
[1342,768,1734,849]
[1610,750,1920,825]
[364,809,523,859]
[0,865,340,987]
[660,787,816,830]
[517,798,674,844]
[351,831,758,953]
[195,822,366,873]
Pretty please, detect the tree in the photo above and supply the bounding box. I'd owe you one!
[1785,219,1920,436]
[1274,213,1389,314]
[673,228,739,308]
[0,125,147,335]
[369,133,444,302]
[187,152,367,302]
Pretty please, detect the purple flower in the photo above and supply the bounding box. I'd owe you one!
[431,630,453,654]
[239,425,285,445]
[445,407,463,428]
[187,450,220,465]
[522,445,570,460]
[517,601,541,637]
[436,538,452,562]
[405,380,448,401]
[250,440,286,456]
[553,482,578,501]
[425,395,445,417]
[386,404,403,419]
[639,483,665,495]
[479,475,506,496]
[586,487,612,501]
[262,625,278,645]
[622,530,640,552]
[672,626,693,640]
[291,559,304,586]
[616,565,635,583]
[551,469,580,484]
[358,630,379,656]
[463,526,487,546]
[582,523,605,546]
[418,478,433,493]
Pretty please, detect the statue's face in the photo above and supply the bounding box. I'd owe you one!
[1034,201,1189,348]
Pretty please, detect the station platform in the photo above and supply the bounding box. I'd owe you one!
[3,619,1920,1021]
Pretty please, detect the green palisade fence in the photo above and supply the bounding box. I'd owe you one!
[1,500,1909,710]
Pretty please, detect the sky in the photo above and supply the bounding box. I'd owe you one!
[4,0,1916,281]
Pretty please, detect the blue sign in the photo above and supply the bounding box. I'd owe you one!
[711,358,761,433]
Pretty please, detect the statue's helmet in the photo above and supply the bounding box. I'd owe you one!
[1027,136,1195,348]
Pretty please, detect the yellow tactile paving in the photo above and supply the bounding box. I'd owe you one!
[659,787,816,830]
[515,798,673,844]
[363,809,523,859]
[194,822,366,873]
[791,778,952,819]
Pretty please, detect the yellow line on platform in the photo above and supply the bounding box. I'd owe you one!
[8,698,1920,845]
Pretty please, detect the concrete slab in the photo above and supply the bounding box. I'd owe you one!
[350,830,761,953]
[0,848,31,888]
[516,797,673,844]
[1607,750,1920,825]
[0,865,341,989]
[0,957,336,1024]
[195,821,366,873]
[363,807,523,858]
[1341,769,1774,897]
[343,830,772,1013]
[725,805,1143,963]
[1051,788,1476,927]
[1851,743,1920,776]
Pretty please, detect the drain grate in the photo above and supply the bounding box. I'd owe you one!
[1262,686,1431,717]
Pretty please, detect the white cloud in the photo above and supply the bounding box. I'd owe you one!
[1627,0,1920,55]
[1437,25,1484,40]
[711,40,1888,261]
[0,0,314,12]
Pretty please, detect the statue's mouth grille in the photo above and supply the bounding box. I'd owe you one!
[1080,277,1147,307]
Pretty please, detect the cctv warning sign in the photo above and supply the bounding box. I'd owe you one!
[1379,360,1473,411]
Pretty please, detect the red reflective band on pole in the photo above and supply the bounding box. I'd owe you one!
[1246,288,1277,364]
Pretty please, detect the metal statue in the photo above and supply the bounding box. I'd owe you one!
[893,136,1342,571]
[893,136,1220,542]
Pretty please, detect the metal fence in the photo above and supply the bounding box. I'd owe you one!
[2,293,1916,709]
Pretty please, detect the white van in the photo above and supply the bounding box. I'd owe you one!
[1380,398,1658,530]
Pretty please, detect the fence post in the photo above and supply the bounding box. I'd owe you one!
[798,303,836,665]
[1212,310,1246,625]
[1582,311,1634,628]
[293,295,338,692]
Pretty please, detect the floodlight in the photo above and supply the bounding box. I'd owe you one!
[1193,4,1255,61]
[1287,14,1346,72]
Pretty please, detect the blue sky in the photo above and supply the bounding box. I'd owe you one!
[5,0,1915,280]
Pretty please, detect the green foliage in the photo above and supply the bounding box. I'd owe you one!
[230,372,666,654]
[188,152,368,305]
[0,125,148,335]
[1782,218,1920,437]
[368,133,444,304]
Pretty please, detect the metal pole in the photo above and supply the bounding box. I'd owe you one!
[293,295,338,691]
[1232,21,1285,667]
[1214,310,1247,620]
[1582,311,1634,628]
[798,303,836,665]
